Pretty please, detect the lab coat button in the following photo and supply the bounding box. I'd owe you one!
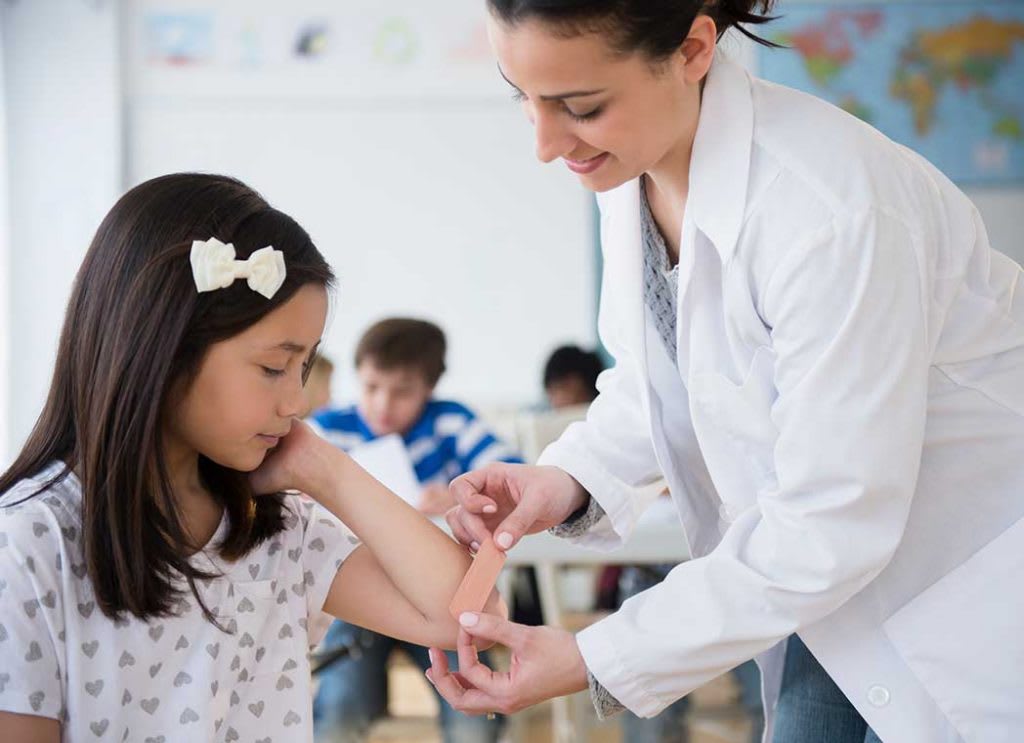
[867,685,890,707]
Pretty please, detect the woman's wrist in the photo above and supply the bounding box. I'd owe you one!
[560,471,591,520]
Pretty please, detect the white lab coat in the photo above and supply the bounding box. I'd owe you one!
[538,54,1024,743]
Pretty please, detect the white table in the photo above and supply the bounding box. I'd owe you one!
[501,496,690,566]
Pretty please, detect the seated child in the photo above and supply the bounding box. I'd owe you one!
[312,317,521,743]
[0,174,497,743]
[301,353,335,418]
[542,344,605,410]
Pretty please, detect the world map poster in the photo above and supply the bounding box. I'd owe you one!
[759,2,1024,184]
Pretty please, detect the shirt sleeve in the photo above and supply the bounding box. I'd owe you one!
[292,496,361,648]
[0,504,66,721]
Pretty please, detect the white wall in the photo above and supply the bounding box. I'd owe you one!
[963,188,1023,264]
[125,0,597,410]
[0,22,9,463]
[0,0,123,464]
[1,1,1020,464]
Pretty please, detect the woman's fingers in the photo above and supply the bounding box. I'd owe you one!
[427,647,505,715]
[456,627,502,691]
[458,611,525,649]
[450,469,502,513]
[492,497,546,550]
[445,506,493,549]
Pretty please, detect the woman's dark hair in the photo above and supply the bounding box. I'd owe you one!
[543,345,606,402]
[0,173,334,624]
[487,0,779,56]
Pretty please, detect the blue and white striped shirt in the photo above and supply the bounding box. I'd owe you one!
[313,400,522,485]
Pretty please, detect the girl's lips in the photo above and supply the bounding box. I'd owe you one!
[564,152,609,175]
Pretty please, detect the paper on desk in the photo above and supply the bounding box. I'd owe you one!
[347,434,421,507]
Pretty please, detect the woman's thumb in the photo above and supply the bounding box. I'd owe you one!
[493,500,539,550]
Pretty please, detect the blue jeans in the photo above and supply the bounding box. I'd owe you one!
[618,565,764,743]
[772,635,883,743]
[313,620,504,743]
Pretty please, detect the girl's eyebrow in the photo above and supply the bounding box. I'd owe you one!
[497,64,605,101]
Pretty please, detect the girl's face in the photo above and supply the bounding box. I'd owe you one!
[486,15,713,192]
[167,284,329,472]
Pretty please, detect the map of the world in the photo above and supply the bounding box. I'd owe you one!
[759,2,1024,184]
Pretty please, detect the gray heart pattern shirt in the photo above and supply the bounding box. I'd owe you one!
[0,461,360,742]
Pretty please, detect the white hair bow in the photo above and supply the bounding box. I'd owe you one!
[190,237,287,300]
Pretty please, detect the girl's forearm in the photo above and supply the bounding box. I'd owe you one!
[306,449,472,622]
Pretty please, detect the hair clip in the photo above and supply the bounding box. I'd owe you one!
[191,237,286,300]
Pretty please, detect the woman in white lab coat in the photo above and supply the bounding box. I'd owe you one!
[428,2,1024,742]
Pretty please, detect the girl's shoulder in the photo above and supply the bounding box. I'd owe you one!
[0,462,82,552]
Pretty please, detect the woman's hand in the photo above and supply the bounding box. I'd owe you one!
[426,612,589,716]
[249,418,341,497]
[446,463,589,552]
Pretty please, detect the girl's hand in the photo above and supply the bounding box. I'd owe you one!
[426,613,589,716]
[249,419,340,497]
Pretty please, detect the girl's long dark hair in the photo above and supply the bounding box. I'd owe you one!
[487,0,780,55]
[0,173,334,623]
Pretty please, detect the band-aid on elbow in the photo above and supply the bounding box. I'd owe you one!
[449,538,507,621]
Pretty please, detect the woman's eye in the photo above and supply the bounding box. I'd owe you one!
[511,89,527,103]
[261,366,286,378]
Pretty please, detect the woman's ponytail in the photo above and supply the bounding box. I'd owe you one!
[707,0,780,47]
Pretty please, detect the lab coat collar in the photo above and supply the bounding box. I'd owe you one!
[688,53,754,265]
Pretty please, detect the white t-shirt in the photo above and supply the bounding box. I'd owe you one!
[0,462,360,742]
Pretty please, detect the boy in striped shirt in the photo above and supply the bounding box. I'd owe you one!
[312,317,519,743]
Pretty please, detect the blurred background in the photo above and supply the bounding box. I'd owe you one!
[1,0,1022,463]
[1,1,1022,742]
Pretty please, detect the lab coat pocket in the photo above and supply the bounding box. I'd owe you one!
[883,515,1024,743]
[689,345,779,509]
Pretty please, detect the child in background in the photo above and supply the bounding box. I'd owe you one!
[312,318,519,743]
[542,344,605,409]
[0,174,495,743]
[302,354,335,418]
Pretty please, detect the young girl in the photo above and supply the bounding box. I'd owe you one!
[0,173,494,742]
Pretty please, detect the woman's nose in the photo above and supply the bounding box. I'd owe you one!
[532,108,574,164]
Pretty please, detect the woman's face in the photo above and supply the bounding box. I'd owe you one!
[487,15,714,192]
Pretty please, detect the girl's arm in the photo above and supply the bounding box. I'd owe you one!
[252,421,503,649]
[0,712,60,743]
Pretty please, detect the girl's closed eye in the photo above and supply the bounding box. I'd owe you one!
[261,365,287,378]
